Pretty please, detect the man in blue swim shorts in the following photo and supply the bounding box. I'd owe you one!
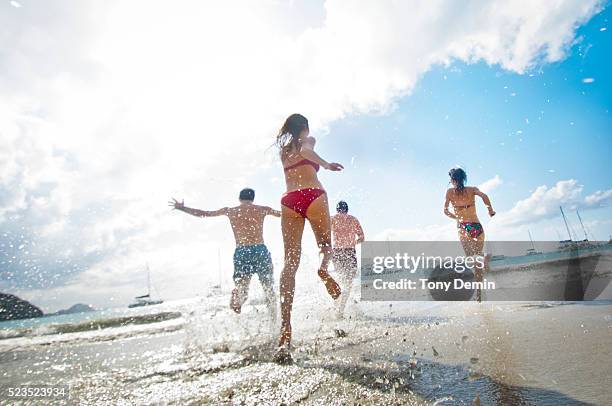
[170,188,280,318]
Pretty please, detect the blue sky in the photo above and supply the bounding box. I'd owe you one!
[1,1,610,311]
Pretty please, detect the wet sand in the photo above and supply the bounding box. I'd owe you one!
[1,298,610,405]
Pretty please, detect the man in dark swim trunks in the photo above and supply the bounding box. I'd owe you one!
[331,200,365,318]
[169,188,280,318]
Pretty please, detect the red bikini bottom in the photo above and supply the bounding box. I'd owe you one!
[281,188,326,218]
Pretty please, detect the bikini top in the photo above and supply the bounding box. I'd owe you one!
[283,159,320,172]
[453,198,475,209]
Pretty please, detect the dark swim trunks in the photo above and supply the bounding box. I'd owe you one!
[233,244,273,287]
[332,248,358,271]
[458,222,483,239]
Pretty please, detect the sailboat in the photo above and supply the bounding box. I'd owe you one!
[576,210,589,241]
[128,265,164,308]
[575,209,595,248]
[557,206,576,251]
[526,229,542,256]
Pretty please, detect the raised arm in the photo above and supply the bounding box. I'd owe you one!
[168,198,229,218]
[473,187,496,217]
[300,137,344,171]
[443,190,458,220]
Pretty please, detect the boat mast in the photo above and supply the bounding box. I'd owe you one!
[218,248,222,288]
[147,264,151,297]
[528,229,536,250]
[559,206,573,241]
[576,210,589,241]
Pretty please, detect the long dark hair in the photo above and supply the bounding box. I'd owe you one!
[276,113,308,156]
[449,168,467,193]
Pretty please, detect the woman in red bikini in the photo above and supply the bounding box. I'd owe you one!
[274,113,344,363]
[443,168,496,302]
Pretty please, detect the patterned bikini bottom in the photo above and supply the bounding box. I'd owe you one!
[458,221,483,239]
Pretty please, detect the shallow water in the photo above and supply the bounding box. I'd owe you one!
[1,284,611,405]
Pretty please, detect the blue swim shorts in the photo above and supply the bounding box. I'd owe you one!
[233,244,273,287]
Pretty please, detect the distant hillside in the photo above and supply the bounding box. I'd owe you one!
[0,293,44,321]
[50,303,96,316]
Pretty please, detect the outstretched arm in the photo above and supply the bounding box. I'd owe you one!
[473,188,496,217]
[264,206,282,218]
[300,137,344,171]
[443,190,458,220]
[168,198,229,218]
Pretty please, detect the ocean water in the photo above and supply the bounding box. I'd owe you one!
[488,243,612,268]
[1,277,611,405]
[0,298,197,341]
[1,306,163,333]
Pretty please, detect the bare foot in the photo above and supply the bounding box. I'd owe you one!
[318,269,341,300]
[230,289,241,313]
[273,346,293,365]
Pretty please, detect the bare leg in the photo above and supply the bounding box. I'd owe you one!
[332,249,358,318]
[474,265,483,303]
[337,266,357,317]
[307,194,341,299]
[277,206,305,351]
[459,231,485,303]
[230,275,252,314]
[259,272,277,321]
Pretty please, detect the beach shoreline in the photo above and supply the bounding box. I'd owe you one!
[1,297,610,405]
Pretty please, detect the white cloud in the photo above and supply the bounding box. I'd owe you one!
[584,189,612,207]
[478,175,503,194]
[0,0,604,307]
[496,179,612,227]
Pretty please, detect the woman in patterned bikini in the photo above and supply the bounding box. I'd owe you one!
[274,113,344,363]
[443,168,496,302]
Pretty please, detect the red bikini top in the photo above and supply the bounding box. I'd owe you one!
[283,159,320,172]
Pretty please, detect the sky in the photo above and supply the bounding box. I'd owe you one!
[0,0,610,312]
